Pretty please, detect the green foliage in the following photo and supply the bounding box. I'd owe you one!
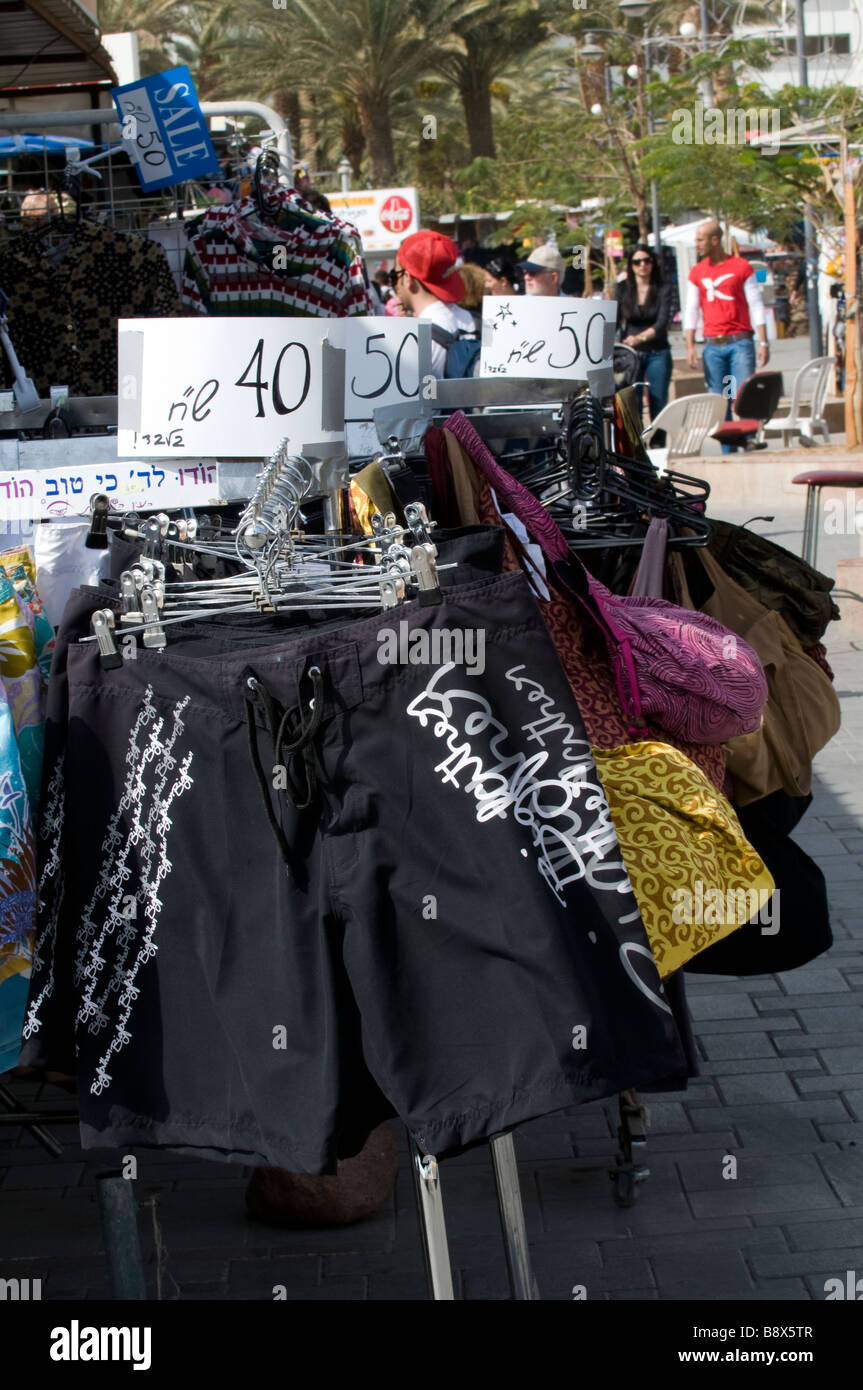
[100,0,863,245]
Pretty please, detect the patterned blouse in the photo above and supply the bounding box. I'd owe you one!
[0,222,180,397]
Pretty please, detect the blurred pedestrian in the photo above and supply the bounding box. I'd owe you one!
[483,256,519,295]
[390,230,474,377]
[372,268,394,303]
[457,262,487,332]
[615,242,673,420]
[518,243,566,296]
[684,220,768,452]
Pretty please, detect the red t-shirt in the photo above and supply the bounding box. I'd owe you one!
[689,255,754,336]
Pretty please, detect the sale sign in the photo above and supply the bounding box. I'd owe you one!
[111,66,219,192]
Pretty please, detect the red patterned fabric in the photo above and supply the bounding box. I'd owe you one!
[424,426,461,527]
[803,642,835,682]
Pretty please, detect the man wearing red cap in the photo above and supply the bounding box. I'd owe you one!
[391,230,476,377]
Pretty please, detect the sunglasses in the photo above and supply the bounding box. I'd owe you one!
[631,257,652,265]
[387,267,407,287]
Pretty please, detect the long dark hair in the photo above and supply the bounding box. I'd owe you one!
[619,242,663,321]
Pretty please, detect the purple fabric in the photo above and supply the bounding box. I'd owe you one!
[630,516,668,599]
[445,411,768,746]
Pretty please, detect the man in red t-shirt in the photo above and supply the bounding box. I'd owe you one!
[684,222,768,449]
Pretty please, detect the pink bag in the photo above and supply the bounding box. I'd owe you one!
[443,412,768,745]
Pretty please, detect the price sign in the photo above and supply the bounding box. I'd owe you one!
[117,319,343,458]
[479,296,617,380]
[0,461,221,523]
[343,319,427,419]
[112,66,219,192]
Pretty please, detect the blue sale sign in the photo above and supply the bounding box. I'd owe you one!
[111,66,219,192]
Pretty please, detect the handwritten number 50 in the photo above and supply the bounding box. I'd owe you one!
[547,311,606,371]
[236,338,311,418]
[351,331,418,399]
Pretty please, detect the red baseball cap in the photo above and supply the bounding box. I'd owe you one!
[397,230,466,302]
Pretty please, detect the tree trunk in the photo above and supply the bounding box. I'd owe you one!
[580,61,606,110]
[298,89,319,167]
[341,105,366,182]
[460,78,496,159]
[357,95,396,185]
[271,88,301,143]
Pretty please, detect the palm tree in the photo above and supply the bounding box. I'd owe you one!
[98,0,191,76]
[287,0,479,185]
[169,2,239,100]
[435,0,563,160]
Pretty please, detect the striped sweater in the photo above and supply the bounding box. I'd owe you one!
[180,188,372,318]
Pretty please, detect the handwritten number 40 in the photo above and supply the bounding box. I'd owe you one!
[236,338,311,419]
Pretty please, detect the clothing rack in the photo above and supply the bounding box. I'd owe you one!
[0,228,647,1295]
[0,102,294,267]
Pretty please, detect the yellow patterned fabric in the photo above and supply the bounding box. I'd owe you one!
[592,741,775,977]
[0,548,36,588]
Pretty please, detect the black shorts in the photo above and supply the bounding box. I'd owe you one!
[22,568,685,1170]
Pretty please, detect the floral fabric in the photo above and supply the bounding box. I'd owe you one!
[0,557,49,1071]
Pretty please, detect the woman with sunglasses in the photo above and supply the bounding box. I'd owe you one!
[614,243,673,420]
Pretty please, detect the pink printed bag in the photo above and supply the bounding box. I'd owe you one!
[443,412,768,745]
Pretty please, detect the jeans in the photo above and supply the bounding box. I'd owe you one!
[642,346,673,421]
[702,338,756,453]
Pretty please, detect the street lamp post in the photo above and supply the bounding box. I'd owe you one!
[619,0,661,252]
[574,5,714,251]
[642,29,662,254]
[795,0,825,359]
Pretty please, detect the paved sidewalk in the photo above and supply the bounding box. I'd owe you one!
[1,511,861,1301]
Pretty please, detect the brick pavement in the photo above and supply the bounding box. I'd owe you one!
[1,617,861,1304]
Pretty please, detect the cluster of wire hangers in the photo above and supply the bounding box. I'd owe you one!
[504,391,713,550]
[86,438,445,661]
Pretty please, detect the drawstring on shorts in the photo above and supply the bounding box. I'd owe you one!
[244,664,324,866]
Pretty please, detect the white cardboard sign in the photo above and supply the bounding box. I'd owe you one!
[0,460,221,522]
[116,318,343,458]
[479,296,617,380]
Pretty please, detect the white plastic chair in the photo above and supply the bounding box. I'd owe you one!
[641,393,729,462]
[761,357,834,447]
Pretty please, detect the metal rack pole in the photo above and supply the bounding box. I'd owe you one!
[0,102,293,179]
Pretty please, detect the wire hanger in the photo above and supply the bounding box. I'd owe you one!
[504,392,713,550]
[253,148,283,222]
